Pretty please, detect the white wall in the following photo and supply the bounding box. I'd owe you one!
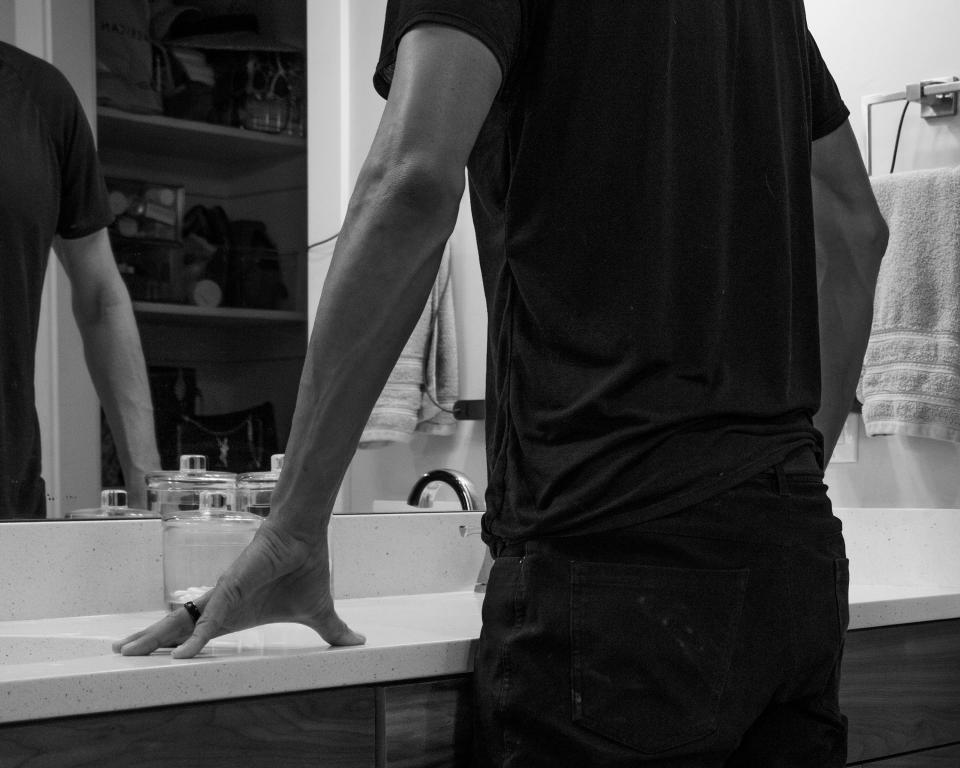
[807,0,960,508]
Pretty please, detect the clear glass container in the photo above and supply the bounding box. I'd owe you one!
[146,454,237,518]
[162,488,261,609]
[66,488,157,519]
[237,453,284,517]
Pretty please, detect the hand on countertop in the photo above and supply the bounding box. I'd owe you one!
[111,518,365,658]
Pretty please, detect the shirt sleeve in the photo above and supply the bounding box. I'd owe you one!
[806,31,849,140]
[48,67,112,239]
[374,0,523,100]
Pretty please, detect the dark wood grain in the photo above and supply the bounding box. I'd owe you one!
[842,618,960,764]
[0,686,375,768]
[848,741,960,766]
[3,617,958,767]
[381,677,474,768]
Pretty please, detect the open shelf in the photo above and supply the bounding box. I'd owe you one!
[97,107,305,172]
[132,301,305,326]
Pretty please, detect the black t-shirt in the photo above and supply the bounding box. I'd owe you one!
[375,2,850,547]
[0,42,112,518]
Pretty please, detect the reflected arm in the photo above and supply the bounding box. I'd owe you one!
[55,228,161,508]
[811,121,888,463]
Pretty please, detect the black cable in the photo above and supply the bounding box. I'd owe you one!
[305,231,340,250]
[890,100,911,174]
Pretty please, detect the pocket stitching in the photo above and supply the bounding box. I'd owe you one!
[570,563,748,754]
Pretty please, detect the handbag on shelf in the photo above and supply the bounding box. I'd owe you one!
[175,402,278,474]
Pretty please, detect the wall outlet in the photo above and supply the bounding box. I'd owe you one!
[832,413,860,463]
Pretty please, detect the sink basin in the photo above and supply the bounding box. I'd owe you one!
[0,635,113,665]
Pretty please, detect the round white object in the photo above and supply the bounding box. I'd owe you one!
[192,279,222,307]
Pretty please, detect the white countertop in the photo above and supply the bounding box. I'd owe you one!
[849,583,960,628]
[3,583,960,726]
[0,591,483,725]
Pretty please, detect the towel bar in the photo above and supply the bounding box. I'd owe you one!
[862,77,959,175]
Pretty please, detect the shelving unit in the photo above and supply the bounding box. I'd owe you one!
[131,301,304,326]
[97,107,305,171]
[93,1,309,469]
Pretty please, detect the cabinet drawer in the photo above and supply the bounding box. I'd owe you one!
[0,686,376,768]
[848,741,960,766]
[379,677,473,768]
[842,618,960,763]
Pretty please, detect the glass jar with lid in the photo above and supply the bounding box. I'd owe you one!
[66,488,157,519]
[161,487,262,610]
[146,454,237,518]
[237,453,284,517]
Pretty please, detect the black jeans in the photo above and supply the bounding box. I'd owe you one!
[473,449,849,767]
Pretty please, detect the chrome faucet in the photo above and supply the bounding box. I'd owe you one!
[406,468,482,510]
[406,469,492,592]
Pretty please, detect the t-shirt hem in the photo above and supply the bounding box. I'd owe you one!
[483,439,817,547]
[813,103,850,141]
[374,10,510,100]
[58,217,112,240]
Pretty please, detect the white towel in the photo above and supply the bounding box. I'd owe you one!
[857,166,960,442]
[359,244,459,448]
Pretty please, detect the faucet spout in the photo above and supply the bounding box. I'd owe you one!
[407,469,482,511]
[408,469,491,593]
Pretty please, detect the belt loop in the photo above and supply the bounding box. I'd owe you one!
[774,462,790,497]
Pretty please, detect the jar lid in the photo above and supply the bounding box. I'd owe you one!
[163,489,261,522]
[237,453,284,485]
[66,488,158,519]
[146,454,237,488]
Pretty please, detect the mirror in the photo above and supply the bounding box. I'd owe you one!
[1,0,308,521]
[6,1,960,520]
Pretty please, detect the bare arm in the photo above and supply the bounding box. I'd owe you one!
[811,121,888,463]
[55,228,160,508]
[114,24,502,656]
[270,24,501,541]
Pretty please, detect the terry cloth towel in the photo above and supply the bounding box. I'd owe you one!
[359,244,459,448]
[857,166,960,442]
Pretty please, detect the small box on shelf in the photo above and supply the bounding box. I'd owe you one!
[111,235,187,304]
[106,177,185,242]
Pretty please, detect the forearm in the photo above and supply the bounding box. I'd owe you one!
[809,122,888,464]
[814,268,878,461]
[813,217,887,462]
[77,291,160,502]
[269,166,462,541]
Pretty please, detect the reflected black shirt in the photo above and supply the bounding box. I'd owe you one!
[374,2,849,547]
[0,42,112,518]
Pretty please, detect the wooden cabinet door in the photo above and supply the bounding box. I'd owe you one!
[842,618,960,764]
[848,741,960,766]
[0,686,376,768]
[379,676,474,768]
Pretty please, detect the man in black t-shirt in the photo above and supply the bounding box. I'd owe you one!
[0,41,159,516]
[116,4,887,764]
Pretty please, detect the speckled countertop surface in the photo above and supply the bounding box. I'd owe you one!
[848,583,960,629]
[2,584,960,726]
[0,592,483,725]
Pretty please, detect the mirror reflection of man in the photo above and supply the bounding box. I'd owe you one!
[0,41,160,518]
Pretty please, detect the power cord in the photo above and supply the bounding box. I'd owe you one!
[305,231,340,250]
[890,100,912,174]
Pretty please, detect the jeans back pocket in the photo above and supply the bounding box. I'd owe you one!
[571,562,748,754]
